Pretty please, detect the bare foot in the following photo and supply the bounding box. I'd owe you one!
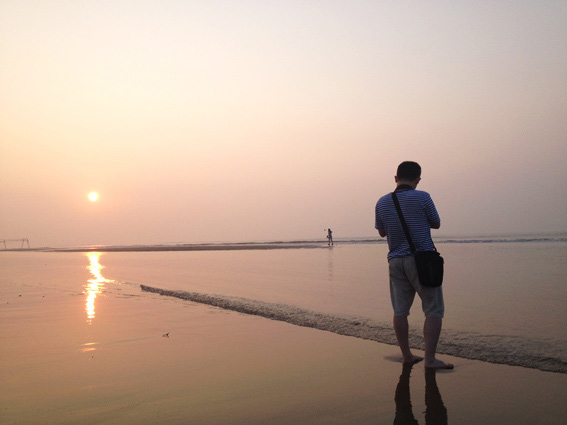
[425,359,454,370]
[403,355,424,365]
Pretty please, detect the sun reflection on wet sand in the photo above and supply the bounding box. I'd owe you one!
[85,253,114,323]
[80,342,99,353]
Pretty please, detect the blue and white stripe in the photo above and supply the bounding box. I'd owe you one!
[375,189,440,260]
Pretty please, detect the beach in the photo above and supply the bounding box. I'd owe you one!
[1,239,567,424]
[3,0,567,422]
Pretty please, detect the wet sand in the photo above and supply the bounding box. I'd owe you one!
[2,277,566,424]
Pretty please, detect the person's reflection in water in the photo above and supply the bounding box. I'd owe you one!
[394,364,448,425]
[394,364,419,425]
[424,369,448,425]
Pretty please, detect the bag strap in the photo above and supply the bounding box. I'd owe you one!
[391,191,416,253]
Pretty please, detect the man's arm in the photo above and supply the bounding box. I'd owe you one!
[423,194,440,230]
[375,199,387,237]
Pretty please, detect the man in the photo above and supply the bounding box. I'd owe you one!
[375,161,453,369]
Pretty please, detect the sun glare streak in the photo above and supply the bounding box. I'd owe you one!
[85,253,114,323]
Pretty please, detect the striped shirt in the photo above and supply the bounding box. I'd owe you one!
[375,188,440,260]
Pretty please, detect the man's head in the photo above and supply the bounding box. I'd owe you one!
[395,161,421,186]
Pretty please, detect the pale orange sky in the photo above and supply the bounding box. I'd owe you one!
[1,1,566,247]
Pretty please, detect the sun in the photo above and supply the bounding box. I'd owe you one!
[88,192,99,202]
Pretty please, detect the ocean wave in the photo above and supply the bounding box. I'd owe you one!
[342,236,567,244]
[36,236,567,253]
[42,241,330,252]
[437,237,567,244]
[140,285,567,374]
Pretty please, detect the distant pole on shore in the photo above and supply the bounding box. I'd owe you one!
[1,238,30,249]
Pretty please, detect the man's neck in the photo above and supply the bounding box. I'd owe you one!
[395,184,415,192]
[395,178,418,189]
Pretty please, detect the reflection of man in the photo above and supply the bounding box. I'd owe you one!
[394,363,447,425]
[394,364,419,425]
[375,161,452,369]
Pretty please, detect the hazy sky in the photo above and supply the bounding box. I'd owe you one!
[1,1,566,247]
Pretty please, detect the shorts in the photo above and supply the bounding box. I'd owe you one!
[389,256,444,318]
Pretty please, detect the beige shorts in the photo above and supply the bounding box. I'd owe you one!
[389,256,444,318]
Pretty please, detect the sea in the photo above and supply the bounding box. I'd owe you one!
[1,233,566,374]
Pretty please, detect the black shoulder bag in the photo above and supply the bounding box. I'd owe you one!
[391,191,444,287]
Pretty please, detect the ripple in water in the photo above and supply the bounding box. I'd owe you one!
[141,285,567,374]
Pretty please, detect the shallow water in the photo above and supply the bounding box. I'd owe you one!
[1,240,566,372]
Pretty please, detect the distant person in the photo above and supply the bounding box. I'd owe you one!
[375,161,453,369]
[327,228,333,246]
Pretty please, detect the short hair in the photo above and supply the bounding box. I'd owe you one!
[396,161,421,181]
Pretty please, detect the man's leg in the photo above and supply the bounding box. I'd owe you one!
[394,316,422,364]
[390,258,423,364]
[424,317,453,369]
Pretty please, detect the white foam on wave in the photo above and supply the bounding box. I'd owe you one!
[140,285,567,374]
